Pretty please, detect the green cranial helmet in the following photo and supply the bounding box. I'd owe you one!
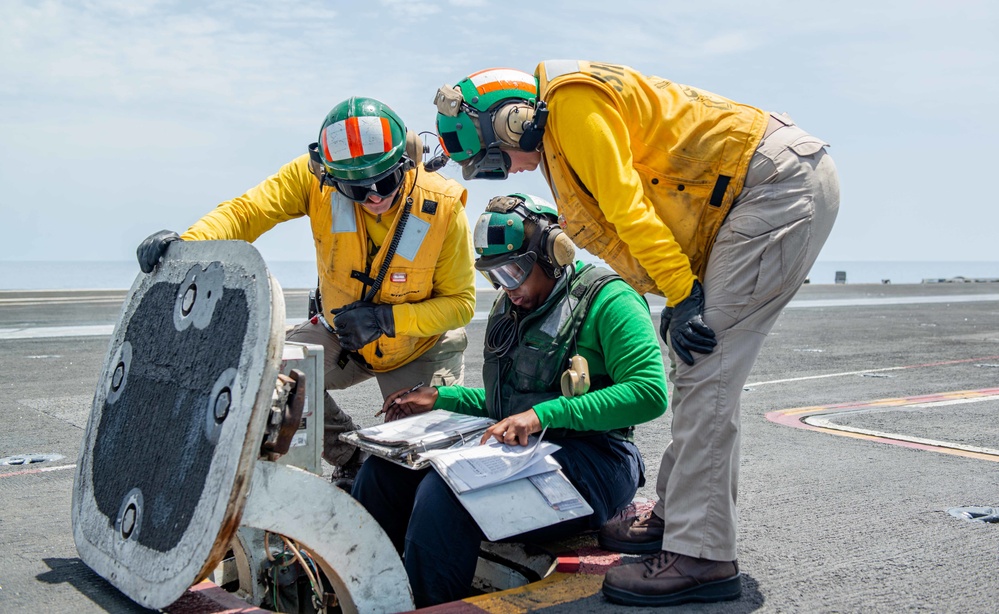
[317,97,408,184]
[434,68,542,179]
[473,193,555,260]
[473,193,573,288]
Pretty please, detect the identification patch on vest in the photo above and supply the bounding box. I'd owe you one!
[391,272,407,283]
[543,59,583,80]
[395,216,430,261]
[421,199,438,215]
[330,192,358,233]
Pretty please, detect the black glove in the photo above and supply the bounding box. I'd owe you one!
[136,230,181,273]
[330,302,395,351]
[663,280,717,366]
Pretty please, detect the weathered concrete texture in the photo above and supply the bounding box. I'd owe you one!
[1,282,997,612]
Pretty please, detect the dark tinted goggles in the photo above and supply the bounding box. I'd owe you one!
[333,165,406,202]
[480,251,536,290]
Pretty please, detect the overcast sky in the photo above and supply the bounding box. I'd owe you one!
[2,0,997,266]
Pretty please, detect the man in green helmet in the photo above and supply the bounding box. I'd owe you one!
[433,63,839,606]
[136,97,476,488]
[351,193,667,607]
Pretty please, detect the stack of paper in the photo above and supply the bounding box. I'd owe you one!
[423,431,593,539]
[420,434,561,493]
[341,410,594,540]
[340,410,495,469]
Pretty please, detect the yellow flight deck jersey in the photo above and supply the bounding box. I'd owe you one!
[182,154,475,371]
[536,60,768,306]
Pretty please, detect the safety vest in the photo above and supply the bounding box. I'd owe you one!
[482,264,632,441]
[313,169,466,371]
[535,60,767,293]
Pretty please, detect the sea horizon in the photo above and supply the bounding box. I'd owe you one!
[1,259,998,292]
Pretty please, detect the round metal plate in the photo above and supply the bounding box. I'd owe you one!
[71,240,285,609]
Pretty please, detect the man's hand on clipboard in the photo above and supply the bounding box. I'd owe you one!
[480,409,542,447]
[379,383,436,422]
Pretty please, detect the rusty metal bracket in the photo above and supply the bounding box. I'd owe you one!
[262,368,306,459]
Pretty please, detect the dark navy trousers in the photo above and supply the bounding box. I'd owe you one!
[351,435,644,607]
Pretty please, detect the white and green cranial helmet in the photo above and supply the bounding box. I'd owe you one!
[318,96,409,183]
[473,194,575,289]
[309,96,425,203]
[434,68,546,180]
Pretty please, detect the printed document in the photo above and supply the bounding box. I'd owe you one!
[421,435,561,493]
[340,410,495,468]
[339,409,594,539]
[353,410,494,448]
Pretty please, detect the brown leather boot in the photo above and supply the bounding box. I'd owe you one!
[598,510,665,554]
[602,551,741,606]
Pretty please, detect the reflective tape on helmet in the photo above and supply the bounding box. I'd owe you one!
[322,116,393,162]
[468,68,536,96]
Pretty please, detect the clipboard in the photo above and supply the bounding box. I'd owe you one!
[340,410,494,469]
[341,410,595,539]
[453,469,593,541]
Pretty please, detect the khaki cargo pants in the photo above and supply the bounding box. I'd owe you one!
[654,114,840,562]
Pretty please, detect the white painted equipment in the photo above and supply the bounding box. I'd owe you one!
[71,240,414,613]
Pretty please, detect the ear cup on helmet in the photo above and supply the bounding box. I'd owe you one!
[492,103,536,150]
[542,225,575,267]
[518,100,548,152]
[405,129,426,170]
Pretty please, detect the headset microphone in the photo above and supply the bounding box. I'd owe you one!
[423,154,449,173]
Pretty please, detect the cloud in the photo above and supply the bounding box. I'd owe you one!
[1,0,998,266]
[377,0,442,19]
[0,0,347,123]
[698,32,759,56]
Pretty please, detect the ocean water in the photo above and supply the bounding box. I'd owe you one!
[1,260,997,291]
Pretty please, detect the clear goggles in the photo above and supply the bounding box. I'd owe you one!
[333,165,406,202]
[479,251,537,290]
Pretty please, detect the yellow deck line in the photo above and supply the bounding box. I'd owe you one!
[766,388,999,462]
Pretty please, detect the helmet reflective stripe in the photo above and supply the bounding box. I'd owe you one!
[318,97,408,183]
[468,68,537,97]
[458,68,537,113]
[322,116,393,162]
[436,68,539,166]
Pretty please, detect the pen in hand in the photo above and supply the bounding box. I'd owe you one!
[375,381,425,417]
